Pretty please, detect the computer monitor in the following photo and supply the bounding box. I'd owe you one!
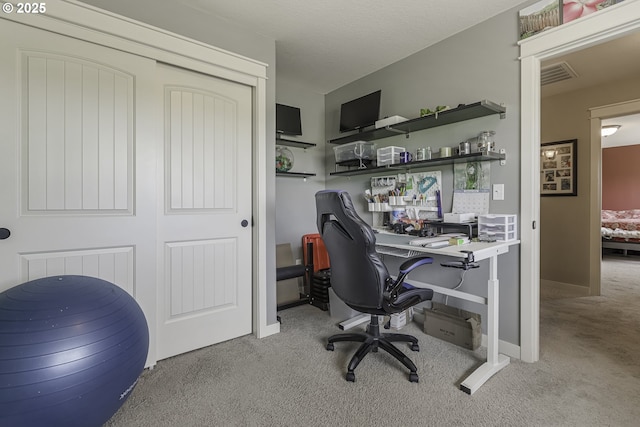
[339,90,381,133]
[276,103,302,136]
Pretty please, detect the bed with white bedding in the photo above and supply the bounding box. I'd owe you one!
[601,209,640,255]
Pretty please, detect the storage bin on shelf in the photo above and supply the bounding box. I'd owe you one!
[368,202,392,212]
[376,146,405,166]
[478,214,517,242]
[333,140,376,163]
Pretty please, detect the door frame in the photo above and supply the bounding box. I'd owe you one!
[1,0,278,365]
[518,0,640,363]
[589,98,640,295]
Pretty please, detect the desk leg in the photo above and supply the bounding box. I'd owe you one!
[338,313,370,331]
[459,254,510,394]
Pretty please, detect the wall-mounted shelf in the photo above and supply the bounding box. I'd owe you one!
[330,151,505,177]
[277,171,316,178]
[275,135,317,179]
[276,137,316,149]
[328,100,506,145]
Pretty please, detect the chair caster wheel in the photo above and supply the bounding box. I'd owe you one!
[326,343,334,351]
[346,372,355,382]
[409,373,419,383]
[411,343,420,352]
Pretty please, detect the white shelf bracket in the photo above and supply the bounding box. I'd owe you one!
[500,148,506,166]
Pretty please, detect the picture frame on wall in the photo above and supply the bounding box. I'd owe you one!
[541,139,577,196]
[562,0,626,24]
[519,0,561,40]
[519,0,626,39]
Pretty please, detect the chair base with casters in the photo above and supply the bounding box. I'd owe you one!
[327,314,421,382]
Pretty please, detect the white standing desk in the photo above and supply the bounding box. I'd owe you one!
[375,233,520,394]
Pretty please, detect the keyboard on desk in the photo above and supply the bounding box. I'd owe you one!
[376,246,422,258]
[408,233,466,247]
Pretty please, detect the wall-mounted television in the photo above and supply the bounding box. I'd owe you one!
[339,90,381,133]
[276,103,302,136]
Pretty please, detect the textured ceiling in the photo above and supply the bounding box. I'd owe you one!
[177,0,527,94]
[77,0,640,146]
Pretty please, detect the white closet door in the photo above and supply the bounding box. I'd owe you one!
[155,64,253,360]
[0,20,158,364]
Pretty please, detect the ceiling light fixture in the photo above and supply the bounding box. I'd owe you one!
[601,125,621,137]
[541,148,557,160]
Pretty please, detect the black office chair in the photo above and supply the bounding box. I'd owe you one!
[315,190,434,382]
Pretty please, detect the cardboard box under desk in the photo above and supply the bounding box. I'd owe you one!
[423,302,481,350]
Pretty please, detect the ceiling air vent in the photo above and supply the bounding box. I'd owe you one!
[540,62,577,86]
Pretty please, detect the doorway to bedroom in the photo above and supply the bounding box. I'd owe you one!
[539,32,640,301]
[601,112,640,259]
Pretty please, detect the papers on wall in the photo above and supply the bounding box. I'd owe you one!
[452,161,490,214]
[452,191,490,215]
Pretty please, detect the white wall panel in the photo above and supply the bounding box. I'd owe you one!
[98,70,115,210]
[166,87,238,212]
[165,239,236,318]
[82,66,100,210]
[19,247,135,295]
[21,52,133,214]
[26,56,47,211]
[45,58,66,210]
[64,61,83,210]
[114,75,130,210]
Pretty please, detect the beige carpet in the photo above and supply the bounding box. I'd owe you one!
[106,254,640,426]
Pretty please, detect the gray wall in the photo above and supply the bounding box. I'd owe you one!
[275,80,326,262]
[80,0,527,344]
[79,0,280,324]
[541,74,640,288]
[324,9,522,344]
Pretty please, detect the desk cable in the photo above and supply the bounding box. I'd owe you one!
[443,268,468,305]
[439,258,479,305]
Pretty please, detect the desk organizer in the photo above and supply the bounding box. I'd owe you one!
[376,146,405,166]
[478,214,517,242]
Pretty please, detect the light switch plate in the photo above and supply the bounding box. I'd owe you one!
[493,184,504,200]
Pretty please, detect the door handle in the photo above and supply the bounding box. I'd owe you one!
[241,220,249,228]
[0,228,10,240]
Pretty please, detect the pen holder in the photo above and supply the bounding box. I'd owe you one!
[389,196,407,205]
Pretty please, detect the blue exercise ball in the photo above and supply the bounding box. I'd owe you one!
[0,275,149,427]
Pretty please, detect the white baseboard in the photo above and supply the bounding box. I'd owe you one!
[257,322,280,338]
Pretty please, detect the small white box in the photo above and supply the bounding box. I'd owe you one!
[376,146,405,166]
[478,214,517,242]
[389,307,413,330]
[444,212,476,223]
[375,115,408,129]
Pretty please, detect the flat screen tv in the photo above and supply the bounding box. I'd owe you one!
[276,103,302,136]
[339,90,381,133]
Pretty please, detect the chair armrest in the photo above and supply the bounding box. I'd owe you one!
[399,256,433,274]
[384,256,433,301]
